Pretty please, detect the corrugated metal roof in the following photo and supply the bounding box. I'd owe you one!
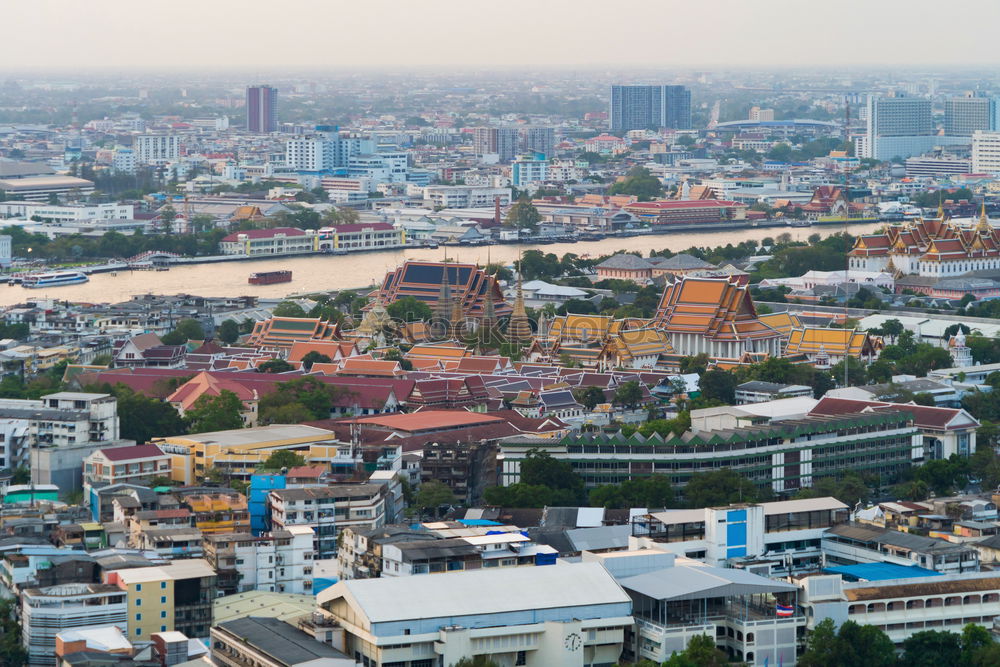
[322,562,629,623]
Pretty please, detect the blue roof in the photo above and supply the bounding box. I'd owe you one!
[825,562,942,582]
[459,519,503,526]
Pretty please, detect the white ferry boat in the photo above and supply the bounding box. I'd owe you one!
[21,271,89,288]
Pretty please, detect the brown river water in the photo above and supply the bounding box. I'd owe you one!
[0,224,883,307]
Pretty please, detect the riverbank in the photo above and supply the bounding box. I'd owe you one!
[0,222,883,308]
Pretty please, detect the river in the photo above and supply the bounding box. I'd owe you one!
[0,223,883,307]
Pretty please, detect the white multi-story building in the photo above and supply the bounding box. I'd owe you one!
[285,132,375,172]
[134,134,180,164]
[972,130,1000,174]
[218,227,318,256]
[319,562,633,667]
[22,583,128,667]
[348,152,407,183]
[268,484,386,559]
[112,148,136,174]
[797,571,1000,645]
[205,525,316,595]
[630,497,848,574]
[0,392,120,448]
[860,94,970,161]
[0,418,29,476]
[422,185,511,208]
[511,156,548,186]
[0,233,11,267]
[0,201,134,222]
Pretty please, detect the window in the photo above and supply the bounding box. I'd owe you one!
[136,599,142,607]
[161,596,167,604]
[161,611,167,618]
[161,581,167,589]
[136,584,142,592]
[136,613,142,621]
[161,626,167,632]
[136,628,142,637]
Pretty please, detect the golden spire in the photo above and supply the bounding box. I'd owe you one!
[937,195,945,221]
[506,251,532,341]
[978,202,991,233]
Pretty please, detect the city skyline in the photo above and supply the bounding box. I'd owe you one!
[9,0,1000,70]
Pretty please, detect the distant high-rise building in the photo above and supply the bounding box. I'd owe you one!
[749,106,775,122]
[972,130,1000,174]
[133,134,179,164]
[858,94,938,161]
[246,85,278,133]
[473,127,519,162]
[610,84,692,132]
[944,95,993,136]
[285,128,374,172]
[519,126,555,158]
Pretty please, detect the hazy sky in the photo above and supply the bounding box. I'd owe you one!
[7,0,1000,70]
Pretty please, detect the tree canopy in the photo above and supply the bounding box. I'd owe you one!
[185,390,244,433]
[607,166,664,201]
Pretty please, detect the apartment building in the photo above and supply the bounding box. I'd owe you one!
[0,392,120,448]
[0,201,134,222]
[203,525,315,596]
[106,559,217,642]
[630,497,848,574]
[133,134,180,164]
[21,583,128,667]
[822,522,979,574]
[797,570,1000,644]
[0,418,30,475]
[268,484,386,559]
[499,408,920,497]
[422,184,511,208]
[83,444,171,486]
[318,562,633,667]
[380,531,558,577]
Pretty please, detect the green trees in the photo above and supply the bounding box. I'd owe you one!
[504,197,542,231]
[483,449,586,507]
[799,619,896,667]
[607,166,664,201]
[258,376,353,423]
[261,449,307,470]
[613,380,643,409]
[272,302,308,318]
[589,475,675,509]
[699,369,736,404]
[386,296,433,322]
[683,469,768,507]
[258,359,295,374]
[185,390,244,433]
[161,318,206,345]
[300,351,332,371]
[0,597,27,666]
[217,319,240,344]
[662,634,728,667]
[104,384,187,443]
[414,480,458,518]
[574,385,607,410]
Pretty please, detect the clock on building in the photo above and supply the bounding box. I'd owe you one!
[564,632,582,651]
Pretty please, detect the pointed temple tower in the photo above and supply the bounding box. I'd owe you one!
[506,254,533,341]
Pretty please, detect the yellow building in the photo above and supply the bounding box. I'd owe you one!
[784,327,883,368]
[108,559,216,641]
[152,424,349,483]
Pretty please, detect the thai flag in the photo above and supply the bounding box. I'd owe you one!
[776,603,795,617]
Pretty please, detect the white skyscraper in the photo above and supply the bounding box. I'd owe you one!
[133,134,179,164]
